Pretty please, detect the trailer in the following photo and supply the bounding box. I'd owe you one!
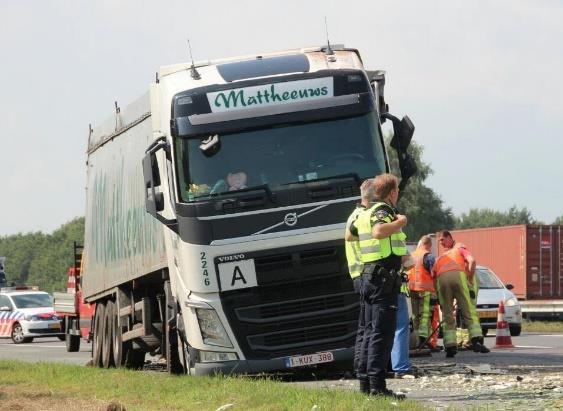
[82,44,416,374]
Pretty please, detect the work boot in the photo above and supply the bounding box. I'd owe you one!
[370,387,406,400]
[445,346,457,358]
[359,378,370,394]
[471,337,490,353]
[417,336,428,349]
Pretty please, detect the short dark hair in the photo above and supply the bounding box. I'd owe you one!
[438,230,452,239]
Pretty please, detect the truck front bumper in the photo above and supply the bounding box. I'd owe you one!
[192,347,354,376]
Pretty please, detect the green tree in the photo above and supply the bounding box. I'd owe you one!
[386,136,455,241]
[455,206,537,229]
[0,217,84,292]
[553,215,563,224]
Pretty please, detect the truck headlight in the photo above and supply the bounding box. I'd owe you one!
[505,297,518,307]
[195,308,232,348]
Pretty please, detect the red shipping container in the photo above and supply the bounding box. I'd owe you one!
[438,225,563,300]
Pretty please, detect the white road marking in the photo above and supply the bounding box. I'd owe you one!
[513,345,553,349]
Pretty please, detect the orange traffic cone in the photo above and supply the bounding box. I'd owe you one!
[494,301,515,349]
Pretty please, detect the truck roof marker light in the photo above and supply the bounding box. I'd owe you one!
[188,39,201,80]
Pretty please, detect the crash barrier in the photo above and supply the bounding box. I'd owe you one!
[494,300,515,349]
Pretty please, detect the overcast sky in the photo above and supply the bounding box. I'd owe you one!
[1,0,562,236]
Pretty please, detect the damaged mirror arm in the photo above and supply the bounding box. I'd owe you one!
[381,113,417,193]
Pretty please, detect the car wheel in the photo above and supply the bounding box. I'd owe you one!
[11,323,27,344]
[509,324,521,337]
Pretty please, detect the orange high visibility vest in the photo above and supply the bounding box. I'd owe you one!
[434,247,466,278]
[408,247,435,292]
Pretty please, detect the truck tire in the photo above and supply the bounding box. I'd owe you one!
[165,281,183,374]
[509,324,522,337]
[65,316,80,352]
[102,300,116,368]
[112,302,127,367]
[92,302,105,367]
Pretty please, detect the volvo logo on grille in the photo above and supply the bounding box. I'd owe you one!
[284,213,298,227]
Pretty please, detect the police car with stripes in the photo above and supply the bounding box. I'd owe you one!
[0,286,63,344]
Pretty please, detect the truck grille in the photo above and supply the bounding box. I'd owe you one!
[219,241,359,360]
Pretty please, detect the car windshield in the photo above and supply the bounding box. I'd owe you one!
[11,293,53,309]
[476,268,504,289]
[175,112,386,201]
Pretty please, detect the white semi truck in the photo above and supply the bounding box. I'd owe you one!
[82,44,416,375]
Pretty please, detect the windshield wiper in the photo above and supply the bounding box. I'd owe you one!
[193,184,274,201]
[280,173,361,186]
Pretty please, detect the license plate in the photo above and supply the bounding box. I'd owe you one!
[284,351,334,368]
[49,323,61,329]
[478,310,497,319]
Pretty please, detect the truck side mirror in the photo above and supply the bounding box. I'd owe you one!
[388,115,415,153]
[142,137,178,231]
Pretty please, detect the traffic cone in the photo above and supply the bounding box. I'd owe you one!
[494,300,515,349]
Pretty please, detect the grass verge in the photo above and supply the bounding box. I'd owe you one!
[521,320,563,333]
[0,360,425,411]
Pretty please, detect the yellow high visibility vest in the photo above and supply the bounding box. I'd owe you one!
[345,207,364,278]
[356,202,407,263]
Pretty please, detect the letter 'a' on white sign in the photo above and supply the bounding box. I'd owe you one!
[207,77,334,113]
[218,259,258,291]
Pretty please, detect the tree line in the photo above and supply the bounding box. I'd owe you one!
[0,140,561,292]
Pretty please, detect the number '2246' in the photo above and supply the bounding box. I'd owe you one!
[200,252,210,286]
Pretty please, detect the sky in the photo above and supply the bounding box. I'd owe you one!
[1,0,562,236]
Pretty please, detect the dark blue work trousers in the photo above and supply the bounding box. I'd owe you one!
[357,275,398,386]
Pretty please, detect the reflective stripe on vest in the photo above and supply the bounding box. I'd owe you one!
[408,247,435,292]
[345,207,364,278]
[434,247,466,278]
[356,202,407,263]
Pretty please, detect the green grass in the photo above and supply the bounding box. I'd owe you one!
[0,360,426,411]
[521,320,563,333]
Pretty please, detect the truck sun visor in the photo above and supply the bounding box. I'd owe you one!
[217,54,310,82]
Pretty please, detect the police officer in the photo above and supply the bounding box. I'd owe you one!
[346,173,408,399]
[345,179,375,383]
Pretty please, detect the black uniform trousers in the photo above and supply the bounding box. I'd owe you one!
[356,272,399,388]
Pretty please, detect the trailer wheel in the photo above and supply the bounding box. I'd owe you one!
[112,302,127,367]
[65,317,80,352]
[102,300,116,368]
[92,302,106,367]
[164,282,183,374]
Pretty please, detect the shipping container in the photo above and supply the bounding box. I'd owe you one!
[440,225,563,300]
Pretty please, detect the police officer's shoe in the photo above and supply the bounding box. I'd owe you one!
[359,378,370,394]
[445,346,457,358]
[370,388,406,400]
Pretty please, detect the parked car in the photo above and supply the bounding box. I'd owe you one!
[0,287,64,343]
[475,266,522,336]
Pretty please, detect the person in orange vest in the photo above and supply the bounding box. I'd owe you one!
[433,230,489,357]
[408,235,437,349]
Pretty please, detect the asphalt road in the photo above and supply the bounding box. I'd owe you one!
[1,332,562,369]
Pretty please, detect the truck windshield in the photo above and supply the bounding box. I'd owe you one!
[176,112,386,201]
